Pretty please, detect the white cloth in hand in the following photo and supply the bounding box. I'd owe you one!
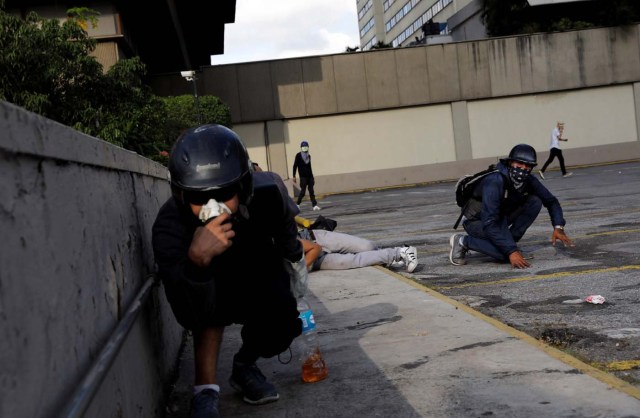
[198,199,232,223]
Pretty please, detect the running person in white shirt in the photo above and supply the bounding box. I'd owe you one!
[539,121,572,179]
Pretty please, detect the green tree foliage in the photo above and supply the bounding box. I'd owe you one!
[0,7,102,121]
[67,7,100,29]
[481,0,531,36]
[157,95,231,164]
[482,0,640,37]
[73,57,170,159]
[0,4,231,164]
[162,95,231,145]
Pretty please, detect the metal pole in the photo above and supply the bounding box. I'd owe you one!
[192,77,202,124]
[58,275,159,418]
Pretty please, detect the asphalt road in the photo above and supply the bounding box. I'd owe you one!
[299,160,640,387]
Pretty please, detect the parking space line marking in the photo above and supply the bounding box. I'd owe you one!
[434,265,640,290]
[597,360,640,371]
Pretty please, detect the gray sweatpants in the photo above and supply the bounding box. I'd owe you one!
[312,229,399,270]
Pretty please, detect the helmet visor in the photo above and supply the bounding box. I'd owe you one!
[182,185,239,205]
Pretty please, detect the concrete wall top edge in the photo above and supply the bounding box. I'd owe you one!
[0,101,167,179]
[157,25,640,125]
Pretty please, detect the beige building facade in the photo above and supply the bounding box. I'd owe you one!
[150,24,640,196]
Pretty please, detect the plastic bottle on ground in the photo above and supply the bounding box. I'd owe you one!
[297,297,328,383]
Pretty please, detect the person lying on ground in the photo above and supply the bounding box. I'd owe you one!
[299,228,418,273]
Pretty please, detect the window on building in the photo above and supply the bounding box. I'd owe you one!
[360,17,375,37]
[390,0,452,46]
[358,0,373,20]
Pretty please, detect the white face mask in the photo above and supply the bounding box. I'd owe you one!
[301,146,309,152]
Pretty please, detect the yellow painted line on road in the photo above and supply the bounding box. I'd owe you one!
[597,360,640,371]
[434,265,640,290]
[378,266,640,401]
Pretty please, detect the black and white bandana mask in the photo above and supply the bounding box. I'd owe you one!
[508,166,531,190]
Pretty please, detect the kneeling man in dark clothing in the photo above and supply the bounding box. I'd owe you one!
[449,144,574,269]
[152,124,306,417]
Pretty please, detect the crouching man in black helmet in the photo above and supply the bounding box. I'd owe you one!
[449,144,575,269]
[152,125,306,417]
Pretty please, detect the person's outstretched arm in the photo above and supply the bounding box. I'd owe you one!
[300,238,322,271]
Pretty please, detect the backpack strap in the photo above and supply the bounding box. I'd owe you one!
[453,205,465,229]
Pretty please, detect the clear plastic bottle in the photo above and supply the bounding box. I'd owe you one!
[297,298,329,383]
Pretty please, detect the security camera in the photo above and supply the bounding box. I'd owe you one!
[181,70,195,78]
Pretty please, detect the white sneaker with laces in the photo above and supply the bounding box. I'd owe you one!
[312,205,321,211]
[538,170,545,179]
[563,172,573,178]
[399,246,418,273]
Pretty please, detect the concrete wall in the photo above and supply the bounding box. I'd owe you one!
[0,101,182,418]
[275,84,640,193]
[150,24,640,195]
[240,82,640,194]
[448,0,485,42]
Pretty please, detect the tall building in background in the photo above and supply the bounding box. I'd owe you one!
[356,0,486,50]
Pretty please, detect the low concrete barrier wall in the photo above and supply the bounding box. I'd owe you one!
[0,101,182,418]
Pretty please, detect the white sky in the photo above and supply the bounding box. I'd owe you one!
[211,0,361,66]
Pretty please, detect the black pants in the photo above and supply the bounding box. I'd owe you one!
[540,147,567,175]
[297,176,317,206]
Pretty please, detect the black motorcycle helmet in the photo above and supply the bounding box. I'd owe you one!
[168,124,253,206]
[504,144,537,167]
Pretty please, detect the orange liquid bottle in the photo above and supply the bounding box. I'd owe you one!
[301,347,329,383]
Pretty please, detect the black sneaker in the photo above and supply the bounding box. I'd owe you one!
[190,389,220,418]
[229,360,280,405]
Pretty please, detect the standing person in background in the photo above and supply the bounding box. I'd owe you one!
[539,121,573,179]
[293,140,321,211]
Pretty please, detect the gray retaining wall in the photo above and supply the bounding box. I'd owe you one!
[0,100,182,418]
